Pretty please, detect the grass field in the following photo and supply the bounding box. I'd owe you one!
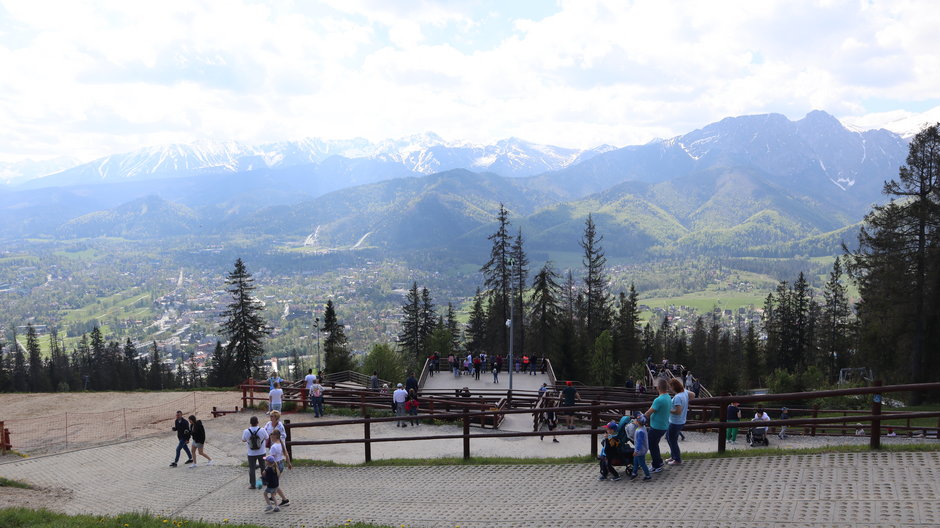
[640,291,767,313]
[0,509,393,528]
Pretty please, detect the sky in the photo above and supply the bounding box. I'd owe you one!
[1,0,939,164]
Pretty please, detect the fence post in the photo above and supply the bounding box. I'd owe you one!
[123,408,128,440]
[285,419,293,461]
[811,404,819,437]
[193,392,197,415]
[507,390,513,408]
[590,400,599,458]
[0,421,4,455]
[364,417,372,463]
[242,384,248,410]
[65,413,69,449]
[462,409,471,460]
[870,380,882,449]
[301,388,308,411]
[360,394,368,418]
[717,401,728,453]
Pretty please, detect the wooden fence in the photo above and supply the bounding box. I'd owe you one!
[282,381,940,462]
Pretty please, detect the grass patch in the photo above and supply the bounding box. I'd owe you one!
[293,444,940,468]
[0,477,32,489]
[0,508,394,528]
[293,455,596,467]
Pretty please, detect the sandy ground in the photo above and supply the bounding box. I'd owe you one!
[1,390,934,462]
[0,391,242,456]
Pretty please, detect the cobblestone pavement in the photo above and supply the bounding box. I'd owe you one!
[2,431,939,528]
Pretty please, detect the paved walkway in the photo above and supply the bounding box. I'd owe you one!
[2,421,939,527]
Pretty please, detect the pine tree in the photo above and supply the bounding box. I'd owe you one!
[820,257,852,380]
[122,339,140,390]
[613,285,642,372]
[510,229,529,359]
[480,204,512,355]
[580,214,611,343]
[220,258,270,382]
[743,322,762,389]
[589,330,617,386]
[445,303,461,354]
[419,287,436,357]
[465,289,487,355]
[398,282,421,358]
[148,341,163,390]
[528,262,561,363]
[323,300,354,373]
[209,340,232,386]
[24,324,46,392]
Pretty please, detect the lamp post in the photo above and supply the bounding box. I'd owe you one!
[314,316,321,374]
[507,257,514,392]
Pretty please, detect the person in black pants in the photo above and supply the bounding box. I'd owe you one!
[170,410,193,467]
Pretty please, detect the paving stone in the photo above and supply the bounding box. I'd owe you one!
[1,437,938,528]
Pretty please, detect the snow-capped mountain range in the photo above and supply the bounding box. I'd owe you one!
[16,134,615,189]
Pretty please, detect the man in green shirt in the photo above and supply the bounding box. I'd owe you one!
[560,381,581,429]
[644,378,671,472]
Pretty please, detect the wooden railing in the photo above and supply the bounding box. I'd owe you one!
[282,381,940,462]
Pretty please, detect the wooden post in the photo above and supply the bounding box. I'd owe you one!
[590,400,599,458]
[507,390,513,408]
[123,408,128,440]
[285,419,293,461]
[463,409,471,460]
[360,394,368,418]
[811,404,819,437]
[870,380,882,449]
[717,401,728,454]
[65,412,69,449]
[301,388,308,411]
[364,417,372,463]
[0,421,5,455]
[241,384,248,410]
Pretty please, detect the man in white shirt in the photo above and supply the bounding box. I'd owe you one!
[242,416,269,490]
[269,382,284,413]
[393,383,409,427]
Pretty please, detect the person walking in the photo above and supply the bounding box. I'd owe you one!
[666,378,689,466]
[405,389,420,426]
[473,356,482,380]
[492,361,499,384]
[269,382,284,413]
[405,372,419,394]
[630,415,652,481]
[267,429,292,507]
[304,369,317,405]
[264,411,287,449]
[597,421,622,481]
[561,381,581,429]
[310,379,325,418]
[267,371,283,390]
[726,401,741,444]
[188,415,213,467]
[242,416,269,489]
[778,407,790,439]
[393,383,408,427]
[170,410,193,467]
[261,456,280,513]
[643,378,671,473]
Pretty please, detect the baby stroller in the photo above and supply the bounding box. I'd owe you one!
[747,423,770,447]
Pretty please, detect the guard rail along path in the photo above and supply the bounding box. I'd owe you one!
[282,380,940,462]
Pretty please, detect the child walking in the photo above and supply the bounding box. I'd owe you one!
[631,415,651,481]
[261,456,280,513]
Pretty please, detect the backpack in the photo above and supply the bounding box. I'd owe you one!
[247,427,262,450]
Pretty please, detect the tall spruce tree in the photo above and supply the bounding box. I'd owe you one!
[26,323,48,392]
[510,229,529,359]
[220,258,270,382]
[445,303,461,354]
[465,289,487,355]
[820,257,852,380]
[480,204,512,355]
[398,282,421,358]
[613,285,642,372]
[322,300,354,373]
[419,287,436,356]
[580,214,611,343]
[849,124,940,398]
[528,262,562,363]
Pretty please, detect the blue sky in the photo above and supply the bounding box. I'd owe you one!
[0,0,938,163]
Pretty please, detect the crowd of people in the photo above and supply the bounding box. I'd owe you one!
[424,352,548,380]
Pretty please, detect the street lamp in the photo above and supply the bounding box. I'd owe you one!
[314,316,321,374]
[507,257,514,392]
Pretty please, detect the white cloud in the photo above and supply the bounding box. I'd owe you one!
[0,0,938,163]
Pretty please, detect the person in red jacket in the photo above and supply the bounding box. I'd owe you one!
[404,389,420,426]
